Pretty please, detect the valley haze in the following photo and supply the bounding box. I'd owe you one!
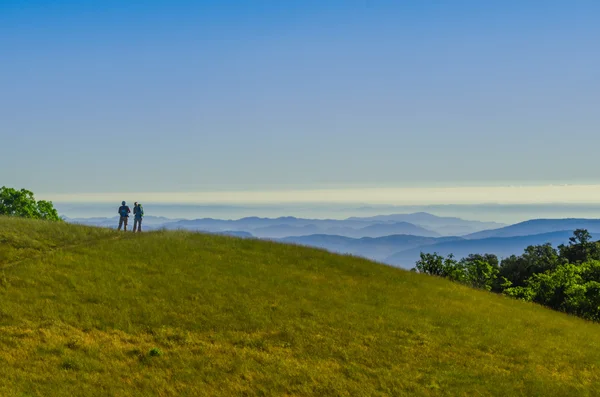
[62,207,600,270]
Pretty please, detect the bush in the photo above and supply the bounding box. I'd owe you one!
[414,253,463,280]
[413,253,499,291]
[149,347,163,357]
[460,255,499,291]
[504,261,600,321]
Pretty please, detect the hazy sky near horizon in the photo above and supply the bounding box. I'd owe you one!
[2,1,600,203]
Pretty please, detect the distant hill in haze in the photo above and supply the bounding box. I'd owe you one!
[279,230,584,269]
[466,219,600,239]
[249,221,439,238]
[62,214,600,269]
[64,212,503,238]
[280,234,463,261]
[72,212,503,238]
[348,212,505,236]
[349,222,440,238]
[251,224,323,238]
[386,231,579,268]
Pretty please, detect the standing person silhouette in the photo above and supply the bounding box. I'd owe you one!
[117,201,131,231]
[133,202,144,232]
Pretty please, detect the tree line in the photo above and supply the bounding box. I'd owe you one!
[412,229,600,322]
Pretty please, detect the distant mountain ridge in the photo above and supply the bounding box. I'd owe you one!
[63,214,600,269]
[63,212,505,238]
[348,212,504,236]
[157,216,443,238]
[280,230,588,269]
[279,234,463,261]
[386,231,580,268]
[154,213,503,238]
[466,218,600,239]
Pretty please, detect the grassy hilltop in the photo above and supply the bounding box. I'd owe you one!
[1,217,600,396]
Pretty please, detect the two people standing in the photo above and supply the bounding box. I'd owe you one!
[117,201,144,232]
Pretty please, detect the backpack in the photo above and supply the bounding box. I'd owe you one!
[119,206,129,217]
[137,205,144,217]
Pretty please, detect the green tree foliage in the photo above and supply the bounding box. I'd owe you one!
[498,243,565,290]
[413,253,499,291]
[558,229,600,264]
[459,254,499,291]
[414,253,464,281]
[0,186,61,221]
[413,229,600,322]
[505,261,600,321]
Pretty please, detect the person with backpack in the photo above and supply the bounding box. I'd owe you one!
[117,201,131,231]
[133,202,144,232]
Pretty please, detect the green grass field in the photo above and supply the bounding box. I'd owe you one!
[1,216,599,396]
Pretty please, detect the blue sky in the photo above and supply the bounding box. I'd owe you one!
[1,1,599,203]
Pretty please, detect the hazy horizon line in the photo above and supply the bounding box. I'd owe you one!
[42,184,600,205]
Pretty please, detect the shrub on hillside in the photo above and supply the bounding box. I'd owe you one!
[0,186,61,221]
[459,254,500,291]
[413,253,499,291]
[504,261,600,321]
[413,253,463,280]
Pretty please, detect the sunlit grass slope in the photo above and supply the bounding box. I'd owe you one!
[1,217,599,396]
